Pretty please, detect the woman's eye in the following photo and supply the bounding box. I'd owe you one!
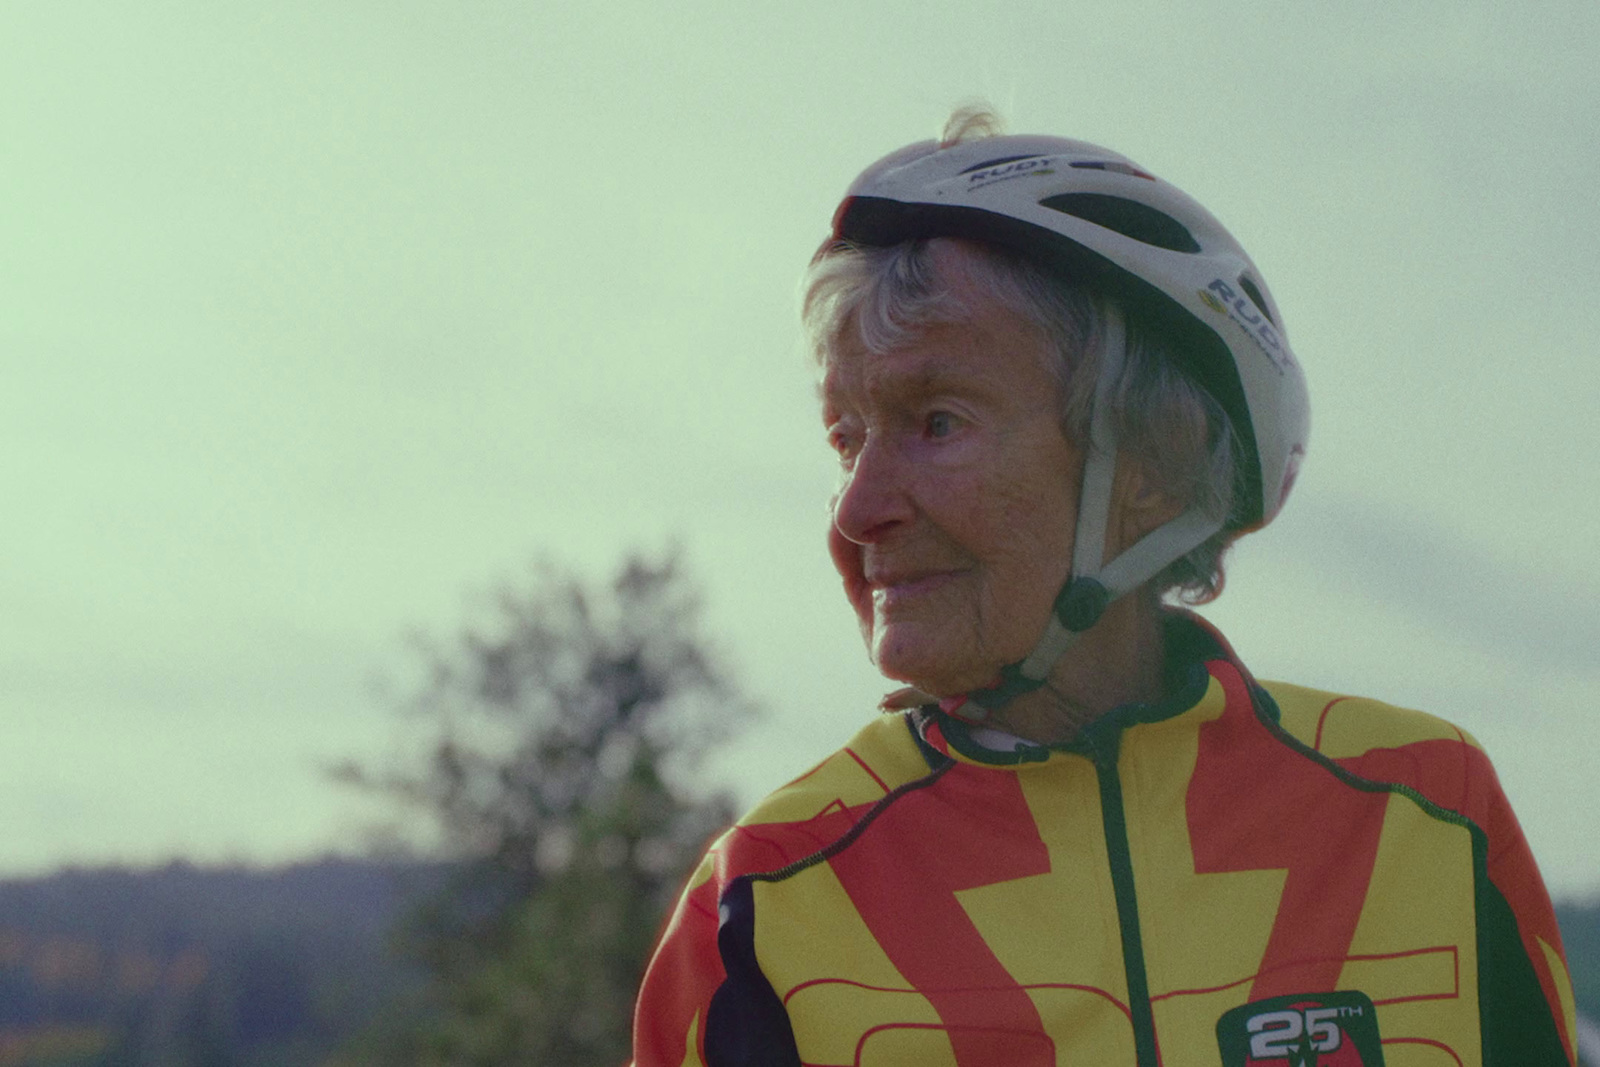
[926,411,957,438]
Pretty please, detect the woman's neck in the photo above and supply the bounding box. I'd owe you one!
[983,595,1169,746]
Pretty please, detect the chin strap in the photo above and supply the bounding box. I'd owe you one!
[954,306,1225,723]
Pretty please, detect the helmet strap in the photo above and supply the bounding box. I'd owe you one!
[956,307,1224,722]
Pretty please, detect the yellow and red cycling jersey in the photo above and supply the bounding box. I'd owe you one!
[632,616,1577,1066]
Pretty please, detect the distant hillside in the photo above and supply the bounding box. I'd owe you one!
[0,857,443,1067]
[1559,899,1600,1023]
[0,859,1592,1066]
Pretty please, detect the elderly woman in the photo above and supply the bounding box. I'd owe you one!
[631,112,1576,1067]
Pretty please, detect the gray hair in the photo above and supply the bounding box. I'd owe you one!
[802,237,1244,604]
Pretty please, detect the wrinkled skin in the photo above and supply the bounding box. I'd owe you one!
[821,241,1177,738]
[822,252,1080,697]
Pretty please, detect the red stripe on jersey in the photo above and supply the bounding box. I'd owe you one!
[828,761,1057,1065]
[1188,665,1388,998]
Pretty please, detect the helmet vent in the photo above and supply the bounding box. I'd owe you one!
[1237,275,1275,325]
[1037,193,1201,254]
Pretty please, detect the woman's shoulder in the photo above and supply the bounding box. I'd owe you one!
[1257,678,1484,760]
[688,712,944,883]
[735,712,940,831]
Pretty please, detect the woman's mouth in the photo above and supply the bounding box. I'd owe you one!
[872,570,960,610]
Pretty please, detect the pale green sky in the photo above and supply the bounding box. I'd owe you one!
[4,1,1598,897]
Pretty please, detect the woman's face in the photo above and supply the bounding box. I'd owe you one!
[821,243,1083,696]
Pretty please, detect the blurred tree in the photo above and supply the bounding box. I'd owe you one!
[334,551,748,1066]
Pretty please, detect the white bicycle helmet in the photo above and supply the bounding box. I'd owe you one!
[829,133,1310,716]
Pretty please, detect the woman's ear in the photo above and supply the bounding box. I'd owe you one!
[1111,457,1186,553]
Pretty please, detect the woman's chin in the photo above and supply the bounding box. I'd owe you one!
[870,629,993,697]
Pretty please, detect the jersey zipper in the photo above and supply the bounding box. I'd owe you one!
[1089,728,1160,1067]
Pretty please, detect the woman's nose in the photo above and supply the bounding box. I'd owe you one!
[831,437,914,545]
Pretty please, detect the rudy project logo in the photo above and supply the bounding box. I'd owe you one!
[964,156,1057,190]
[1216,991,1383,1066]
[965,155,1154,192]
[1199,279,1294,374]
